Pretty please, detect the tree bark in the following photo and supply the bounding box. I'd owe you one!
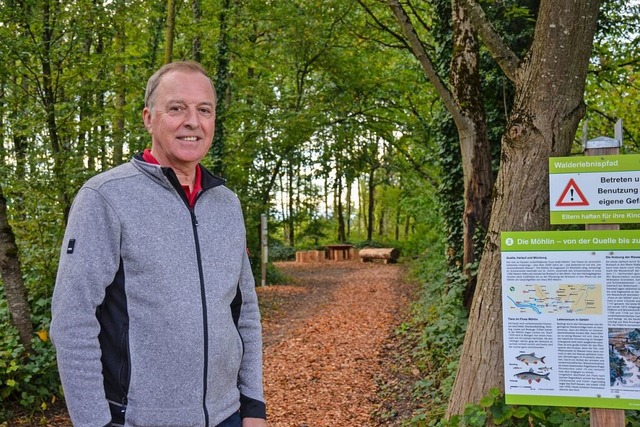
[446,0,601,418]
[450,0,493,309]
[0,182,32,351]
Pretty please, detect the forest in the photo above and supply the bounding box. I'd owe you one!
[1,0,639,425]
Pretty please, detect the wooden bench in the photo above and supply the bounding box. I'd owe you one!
[358,247,399,264]
[295,250,326,263]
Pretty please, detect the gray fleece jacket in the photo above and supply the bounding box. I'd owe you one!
[50,157,265,427]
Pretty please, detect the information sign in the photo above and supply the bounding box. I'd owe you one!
[502,230,640,410]
[549,154,640,224]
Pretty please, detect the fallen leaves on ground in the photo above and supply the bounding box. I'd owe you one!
[259,261,416,427]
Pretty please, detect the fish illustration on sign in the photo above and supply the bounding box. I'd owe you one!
[516,352,546,365]
[514,368,551,384]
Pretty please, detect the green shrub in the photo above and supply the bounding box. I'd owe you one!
[0,328,60,421]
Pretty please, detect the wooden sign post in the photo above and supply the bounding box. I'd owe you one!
[585,120,624,427]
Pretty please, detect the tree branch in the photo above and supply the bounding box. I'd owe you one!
[387,0,465,127]
[459,0,520,82]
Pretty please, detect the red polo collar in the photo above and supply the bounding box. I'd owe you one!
[142,149,202,208]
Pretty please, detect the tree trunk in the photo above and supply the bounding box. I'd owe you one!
[41,0,72,221]
[211,0,231,176]
[191,0,202,62]
[450,0,493,310]
[346,178,352,239]
[0,182,32,351]
[113,0,126,165]
[163,0,176,64]
[367,167,375,241]
[336,175,346,242]
[446,0,601,417]
[287,162,295,246]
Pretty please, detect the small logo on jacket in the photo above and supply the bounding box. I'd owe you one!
[67,239,76,254]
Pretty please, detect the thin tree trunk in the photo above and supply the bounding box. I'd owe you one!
[336,175,346,242]
[395,204,400,241]
[191,0,202,62]
[163,0,176,64]
[346,178,352,239]
[211,0,231,175]
[0,182,32,351]
[367,168,375,241]
[41,0,71,221]
[287,163,295,246]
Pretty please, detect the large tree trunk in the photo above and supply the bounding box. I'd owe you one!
[446,0,601,417]
[0,183,32,351]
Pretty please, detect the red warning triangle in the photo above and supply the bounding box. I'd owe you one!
[556,178,589,206]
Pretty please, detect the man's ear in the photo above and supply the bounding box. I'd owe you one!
[142,108,152,133]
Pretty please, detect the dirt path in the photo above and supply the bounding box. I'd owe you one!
[257,261,415,427]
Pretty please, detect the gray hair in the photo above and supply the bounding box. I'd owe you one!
[144,61,217,108]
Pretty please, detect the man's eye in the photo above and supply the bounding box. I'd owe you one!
[199,108,213,115]
[169,106,184,112]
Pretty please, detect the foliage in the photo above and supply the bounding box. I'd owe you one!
[268,240,297,262]
[403,249,469,424]
[443,388,591,427]
[0,288,59,421]
[583,0,640,152]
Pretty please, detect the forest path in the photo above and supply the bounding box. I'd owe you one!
[258,261,417,427]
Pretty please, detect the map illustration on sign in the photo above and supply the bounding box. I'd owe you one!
[555,178,589,207]
[506,283,602,315]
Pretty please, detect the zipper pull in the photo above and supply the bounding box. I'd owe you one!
[191,210,198,226]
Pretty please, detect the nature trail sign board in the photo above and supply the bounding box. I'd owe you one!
[501,230,640,410]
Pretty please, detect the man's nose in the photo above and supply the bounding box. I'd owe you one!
[183,107,200,128]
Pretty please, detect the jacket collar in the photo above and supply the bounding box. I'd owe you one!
[131,154,226,192]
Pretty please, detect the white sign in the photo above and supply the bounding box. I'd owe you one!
[549,155,640,224]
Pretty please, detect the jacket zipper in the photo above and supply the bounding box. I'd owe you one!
[190,207,209,427]
[164,167,213,426]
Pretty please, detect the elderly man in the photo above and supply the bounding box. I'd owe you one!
[50,61,267,427]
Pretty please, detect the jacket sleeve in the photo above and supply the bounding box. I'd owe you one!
[50,187,121,427]
[236,251,267,419]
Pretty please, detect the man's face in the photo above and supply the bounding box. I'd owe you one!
[143,70,216,172]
